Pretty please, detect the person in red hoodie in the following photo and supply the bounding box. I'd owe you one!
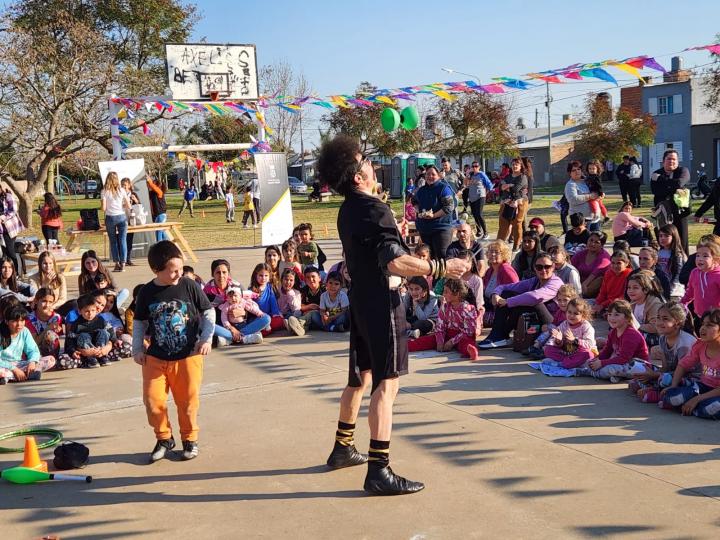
[681,236,720,327]
[592,251,632,316]
[577,299,649,382]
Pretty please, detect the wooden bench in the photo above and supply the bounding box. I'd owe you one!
[64,221,198,263]
[319,191,332,203]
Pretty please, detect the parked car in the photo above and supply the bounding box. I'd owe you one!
[288,176,307,194]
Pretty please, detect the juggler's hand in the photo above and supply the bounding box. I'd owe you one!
[445,258,472,278]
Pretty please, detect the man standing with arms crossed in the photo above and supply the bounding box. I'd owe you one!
[317,135,470,495]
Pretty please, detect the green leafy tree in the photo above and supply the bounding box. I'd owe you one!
[574,97,656,163]
[432,93,517,164]
[0,0,197,225]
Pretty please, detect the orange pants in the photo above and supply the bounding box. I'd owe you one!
[143,355,203,442]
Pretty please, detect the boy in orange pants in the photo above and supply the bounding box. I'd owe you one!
[132,241,215,462]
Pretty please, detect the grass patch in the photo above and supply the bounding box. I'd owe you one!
[30,188,715,251]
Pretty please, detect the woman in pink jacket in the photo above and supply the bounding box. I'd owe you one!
[612,201,651,247]
[482,240,519,326]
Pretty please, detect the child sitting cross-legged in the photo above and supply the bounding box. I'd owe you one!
[0,304,55,384]
[317,271,350,332]
[277,268,302,320]
[540,298,596,369]
[100,288,133,361]
[408,278,479,361]
[64,293,114,368]
[404,276,439,339]
[25,287,64,366]
[659,308,720,418]
[527,283,578,359]
[576,299,649,382]
[286,266,325,336]
[249,263,286,335]
[630,301,698,403]
[219,286,268,345]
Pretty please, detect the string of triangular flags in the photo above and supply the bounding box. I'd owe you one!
[111,42,720,150]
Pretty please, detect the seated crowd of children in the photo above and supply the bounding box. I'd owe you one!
[4,216,720,423]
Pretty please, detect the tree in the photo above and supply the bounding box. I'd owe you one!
[259,61,311,154]
[574,96,656,163]
[431,93,517,164]
[702,34,720,115]
[325,82,422,157]
[0,0,197,225]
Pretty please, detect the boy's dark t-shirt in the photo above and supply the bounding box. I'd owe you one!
[301,284,325,306]
[564,228,590,247]
[135,277,212,361]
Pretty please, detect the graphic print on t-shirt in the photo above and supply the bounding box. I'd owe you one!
[148,300,190,355]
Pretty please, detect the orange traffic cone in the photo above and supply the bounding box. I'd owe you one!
[22,436,48,473]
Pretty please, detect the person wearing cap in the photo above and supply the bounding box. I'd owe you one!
[527,217,556,251]
[316,135,470,495]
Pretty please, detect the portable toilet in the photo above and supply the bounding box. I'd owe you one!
[407,153,438,181]
[390,153,410,198]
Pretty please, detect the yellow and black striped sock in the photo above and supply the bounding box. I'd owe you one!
[368,439,390,467]
[335,421,355,447]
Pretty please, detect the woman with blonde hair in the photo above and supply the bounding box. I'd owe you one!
[101,171,131,272]
[482,240,519,325]
[28,251,68,311]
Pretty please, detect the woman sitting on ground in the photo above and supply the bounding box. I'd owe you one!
[571,231,611,299]
[0,255,36,304]
[203,258,244,345]
[482,240,519,326]
[479,252,563,349]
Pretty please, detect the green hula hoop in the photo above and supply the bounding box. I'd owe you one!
[0,428,63,453]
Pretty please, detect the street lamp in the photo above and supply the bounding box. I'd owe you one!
[441,67,481,84]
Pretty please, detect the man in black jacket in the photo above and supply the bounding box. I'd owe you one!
[650,149,690,253]
[695,179,720,236]
[615,155,632,204]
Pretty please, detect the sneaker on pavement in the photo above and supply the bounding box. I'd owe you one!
[150,437,176,463]
[478,338,511,350]
[27,370,42,381]
[0,377,7,385]
[641,389,660,403]
[216,336,230,348]
[181,440,199,460]
[467,345,479,362]
[83,357,99,368]
[98,356,111,367]
[364,465,425,496]
[287,316,305,336]
[408,329,421,339]
[242,333,263,345]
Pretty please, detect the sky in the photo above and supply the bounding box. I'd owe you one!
[191,0,720,148]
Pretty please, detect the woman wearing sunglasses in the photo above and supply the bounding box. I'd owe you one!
[479,252,563,349]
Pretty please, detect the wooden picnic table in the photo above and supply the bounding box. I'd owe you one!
[64,221,198,263]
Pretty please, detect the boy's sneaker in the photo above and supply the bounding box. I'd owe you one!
[609,376,622,384]
[181,440,199,460]
[287,316,305,336]
[150,438,176,463]
[408,329,421,339]
[0,377,7,385]
[215,336,230,348]
[242,333,263,345]
[27,370,42,381]
[657,399,675,410]
[83,357,99,368]
[98,356,111,367]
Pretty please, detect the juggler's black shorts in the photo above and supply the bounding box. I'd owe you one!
[348,289,409,392]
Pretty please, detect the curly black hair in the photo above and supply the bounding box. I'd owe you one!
[316,134,361,196]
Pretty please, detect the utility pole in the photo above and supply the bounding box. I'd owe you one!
[534,108,539,129]
[545,81,553,184]
[299,110,306,184]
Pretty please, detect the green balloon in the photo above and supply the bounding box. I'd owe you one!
[400,106,420,130]
[380,108,400,132]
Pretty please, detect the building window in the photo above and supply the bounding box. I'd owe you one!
[658,96,674,115]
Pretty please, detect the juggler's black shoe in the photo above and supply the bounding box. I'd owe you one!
[326,443,367,469]
[363,465,425,495]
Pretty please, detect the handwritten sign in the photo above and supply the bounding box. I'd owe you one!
[165,43,259,101]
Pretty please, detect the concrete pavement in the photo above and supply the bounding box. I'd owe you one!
[2,243,719,539]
